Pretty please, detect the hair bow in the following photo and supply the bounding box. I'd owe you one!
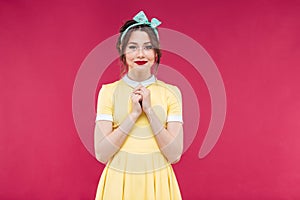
[120,11,162,42]
[133,11,162,28]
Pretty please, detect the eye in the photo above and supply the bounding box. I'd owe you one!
[144,45,153,50]
[128,45,137,50]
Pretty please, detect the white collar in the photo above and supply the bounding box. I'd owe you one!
[122,74,156,88]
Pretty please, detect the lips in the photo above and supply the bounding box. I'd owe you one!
[134,61,147,65]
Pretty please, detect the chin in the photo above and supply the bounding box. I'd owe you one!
[133,64,150,70]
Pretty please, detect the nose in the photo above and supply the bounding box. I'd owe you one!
[136,47,145,57]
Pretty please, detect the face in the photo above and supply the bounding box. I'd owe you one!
[124,30,156,73]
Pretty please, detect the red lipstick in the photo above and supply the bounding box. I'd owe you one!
[135,61,147,65]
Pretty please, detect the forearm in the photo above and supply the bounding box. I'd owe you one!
[154,129,183,164]
[94,113,139,163]
[145,107,183,163]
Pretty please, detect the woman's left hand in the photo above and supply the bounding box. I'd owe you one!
[133,85,151,113]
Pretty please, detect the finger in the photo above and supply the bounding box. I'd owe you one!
[137,94,142,101]
[139,86,149,94]
[130,93,137,100]
[133,84,143,92]
[133,90,143,95]
[131,93,138,98]
[131,94,142,102]
[135,90,148,97]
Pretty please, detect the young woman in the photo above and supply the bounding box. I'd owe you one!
[94,11,183,200]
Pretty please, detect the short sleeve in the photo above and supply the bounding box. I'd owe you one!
[166,85,183,123]
[95,84,113,121]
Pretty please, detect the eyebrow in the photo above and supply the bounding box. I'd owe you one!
[127,42,152,45]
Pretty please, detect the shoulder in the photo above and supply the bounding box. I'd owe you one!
[155,79,182,97]
[101,79,122,89]
[99,79,123,92]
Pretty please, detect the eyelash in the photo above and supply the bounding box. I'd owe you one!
[128,45,137,49]
[128,45,154,50]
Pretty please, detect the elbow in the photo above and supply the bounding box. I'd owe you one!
[95,144,110,164]
[95,152,109,164]
[167,153,182,164]
[162,146,183,164]
[170,155,182,164]
[94,138,119,164]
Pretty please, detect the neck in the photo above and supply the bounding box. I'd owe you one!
[127,70,152,82]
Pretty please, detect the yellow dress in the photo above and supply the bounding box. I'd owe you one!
[95,75,183,200]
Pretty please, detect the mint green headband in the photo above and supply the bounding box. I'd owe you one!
[120,11,162,43]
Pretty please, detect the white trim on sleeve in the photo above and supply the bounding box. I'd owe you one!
[96,114,113,122]
[167,115,183,123]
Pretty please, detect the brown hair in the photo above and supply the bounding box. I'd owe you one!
[116,20,162,77]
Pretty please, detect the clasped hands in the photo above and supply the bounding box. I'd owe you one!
[130,84,151,118]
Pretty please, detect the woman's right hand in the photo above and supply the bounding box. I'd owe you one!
[130,92,142,120]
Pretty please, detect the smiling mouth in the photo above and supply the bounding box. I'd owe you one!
[135,61,147,65]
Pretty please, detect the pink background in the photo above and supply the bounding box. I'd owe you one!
[1,0,300,199]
